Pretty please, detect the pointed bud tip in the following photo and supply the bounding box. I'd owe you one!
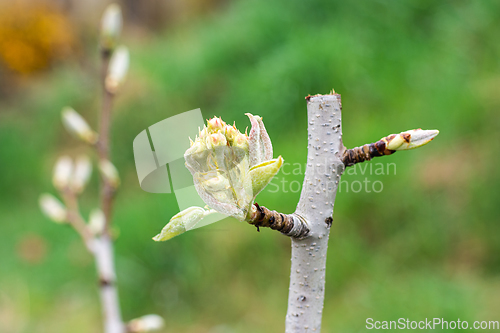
[207,117,225,131]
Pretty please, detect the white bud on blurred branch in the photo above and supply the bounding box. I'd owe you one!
[71,155,92,193]
[39,194,67,223]
[100,3,122,52]
[99,159,120,188]
[53,156,73,190]
[105,46,129,94]
[62,107,98,144]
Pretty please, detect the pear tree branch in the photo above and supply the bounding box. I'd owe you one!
[240,93,438,332]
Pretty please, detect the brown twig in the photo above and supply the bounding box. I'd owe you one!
[61,189,94,252]
[97,49,117,232]
[246,203,309,238]
[342,135,398,167]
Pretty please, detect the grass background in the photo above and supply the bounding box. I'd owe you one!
[1,0,500,332]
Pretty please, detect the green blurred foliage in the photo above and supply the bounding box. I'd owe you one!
[1,0,500,332]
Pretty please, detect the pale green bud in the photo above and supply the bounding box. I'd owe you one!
[71,155,92,193]
[39,194,67,223]
[385,129,440,151]
[100,4,122,51]
[61,107,98,144]
[105,46,129,94]
[99,159,120,188]
[153,206,212,241]
[53,156,73,190]
[127,314,164,332]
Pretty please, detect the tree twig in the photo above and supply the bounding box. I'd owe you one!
[246,203,309,238]
[342,137,395,167]
[94,48,124,333]
[61,189,94,252]
[98,49,117,231]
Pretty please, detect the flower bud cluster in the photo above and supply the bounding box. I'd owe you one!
[154,114,283,241]
[189,116,249,152]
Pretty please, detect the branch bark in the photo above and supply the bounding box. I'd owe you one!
[285,94,344,332]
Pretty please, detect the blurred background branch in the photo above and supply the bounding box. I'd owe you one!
[37,4,163,333]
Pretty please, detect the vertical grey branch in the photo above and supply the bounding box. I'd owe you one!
[286,94,344,332]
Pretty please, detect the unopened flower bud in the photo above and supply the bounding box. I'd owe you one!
[207,117,225,132]
[105,46,129,94]
[127,314,164,332]
[99,159,120,188]
[181,114,279,223]
[89,208,106,235]
[39,194,67,223]
[71,155,92,193]
[53,156,73,190]
[224,125,237,142]
[62,107,98,144]
[233,132,249,150]
[100,4,122,51]
[206,132,227,149]
[385,129,440,151]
